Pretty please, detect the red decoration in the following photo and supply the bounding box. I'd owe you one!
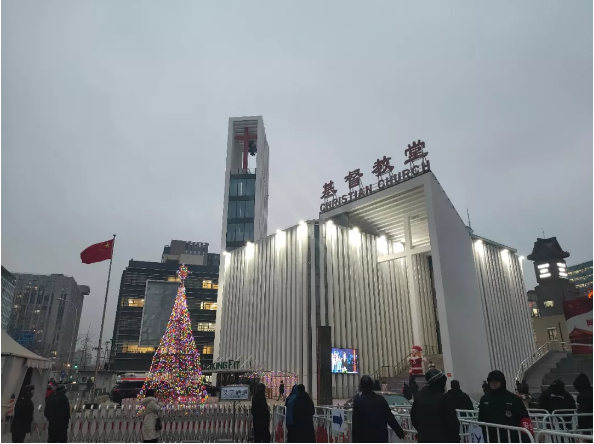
[80,239,114,264]
[235,127,257,170]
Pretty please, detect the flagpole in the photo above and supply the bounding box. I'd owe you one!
[91,234,116,403]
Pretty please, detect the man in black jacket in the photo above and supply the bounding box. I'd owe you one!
[352,375,404,443]
[445,380,474,412]
[539,380,576,413]
[251,383,271,443]
[478,370,532,443]
[44,384,71,443]
[573,373,593,431]
[11,385,35,443]
[410,368,460,443]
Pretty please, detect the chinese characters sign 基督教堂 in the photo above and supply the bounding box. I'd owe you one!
[220,385,250,401]
[320,139,430,213]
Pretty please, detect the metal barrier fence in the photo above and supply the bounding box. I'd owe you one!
[3,403,256,443]
[3,402,591,443]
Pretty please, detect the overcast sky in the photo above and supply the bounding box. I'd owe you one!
[3,1,592,345]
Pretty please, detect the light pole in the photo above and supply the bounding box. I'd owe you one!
[58,298,78,377]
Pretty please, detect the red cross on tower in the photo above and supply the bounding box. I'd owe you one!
[235,127,258,170]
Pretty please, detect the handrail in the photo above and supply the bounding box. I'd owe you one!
[515,342,593,384]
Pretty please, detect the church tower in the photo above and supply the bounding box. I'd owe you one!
[220,116,269,252]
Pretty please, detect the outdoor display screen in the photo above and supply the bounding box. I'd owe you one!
[331,347,359,374]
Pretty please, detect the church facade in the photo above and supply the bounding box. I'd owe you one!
[214,133,535,400]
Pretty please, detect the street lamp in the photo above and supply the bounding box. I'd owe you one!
[58,298,78,376]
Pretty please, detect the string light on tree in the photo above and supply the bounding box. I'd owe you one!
[139,264,208,404]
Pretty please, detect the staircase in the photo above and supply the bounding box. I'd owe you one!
[540,354,593,398]
[520,342,593,401]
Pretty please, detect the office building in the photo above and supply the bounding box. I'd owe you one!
[1,266,16,331]
[567,260,593,292]
[221,116,269,252]
[215,141,535,400]
[161,240,220,268]
[109,260,219,371]
[7,274,88,369]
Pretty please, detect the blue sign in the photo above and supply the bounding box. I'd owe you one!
[16,332,34,345]
[60,370,67,379]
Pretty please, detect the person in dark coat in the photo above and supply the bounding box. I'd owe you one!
[352,375,404,443]
[372,379,381,391]
[11,385,35,443]
[251,383,270,443]
[278,381,285,401]
[539,380,576,413]
[573,373,593,432]
[478,370,532,443]
[284,385,298,442]
[291,385,315,443]
[444,380,474,412]
[410,368,460,443]
[44,384,71,443]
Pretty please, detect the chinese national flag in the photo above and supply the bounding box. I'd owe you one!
[80,239,114,264]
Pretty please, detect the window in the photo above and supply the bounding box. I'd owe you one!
[122,342,156,353]
[125,298,145,307]
[531,308,540,317]
[203,345,214,354]
[229,178,256,197]
[547,327,558,341]
[197,322,216,332]
[245,223,254,241]
[167,276,181,282]
[544,300,554,308]
[200,302,218,310]
[203,280,213,289]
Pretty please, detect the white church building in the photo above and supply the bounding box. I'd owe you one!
[213,118,535,400]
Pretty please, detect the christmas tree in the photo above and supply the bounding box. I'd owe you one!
[140,264,207,404]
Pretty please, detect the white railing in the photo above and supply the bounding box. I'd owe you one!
[536,429,594,443]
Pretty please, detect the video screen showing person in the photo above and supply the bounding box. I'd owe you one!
[331,347,359,374]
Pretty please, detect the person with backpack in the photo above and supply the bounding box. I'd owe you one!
[140,389,161,443]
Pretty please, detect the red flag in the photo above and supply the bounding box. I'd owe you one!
[80,239,114,264]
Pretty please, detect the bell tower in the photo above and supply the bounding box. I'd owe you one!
[220,116,269,252]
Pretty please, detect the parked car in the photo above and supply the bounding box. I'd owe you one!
[110,380,144,404]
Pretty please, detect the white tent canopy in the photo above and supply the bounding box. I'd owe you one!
[1,329,52,412]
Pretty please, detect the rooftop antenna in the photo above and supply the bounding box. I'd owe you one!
[467,208,472,230]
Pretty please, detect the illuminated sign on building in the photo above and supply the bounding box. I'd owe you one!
[320,140,431,213]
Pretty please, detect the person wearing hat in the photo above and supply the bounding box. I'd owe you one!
[44,384,71,443]
[11,384,35,443]
[410,368,460,443]
[352,375,404,443]
[478,370,532,443]
[251,383,271,443]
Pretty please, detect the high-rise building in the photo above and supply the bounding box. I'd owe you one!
[567,260,593,292]
[7,273,88,369]
[1,266,16,331]
[109,260,219,371]
[221,116,269,252]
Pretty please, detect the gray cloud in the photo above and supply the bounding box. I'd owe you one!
[3,0,592,341]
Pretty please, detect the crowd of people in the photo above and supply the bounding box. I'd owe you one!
[8,367,592,444]
[10,381,71,443]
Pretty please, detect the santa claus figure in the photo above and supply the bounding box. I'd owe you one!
[408,345,426,376]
